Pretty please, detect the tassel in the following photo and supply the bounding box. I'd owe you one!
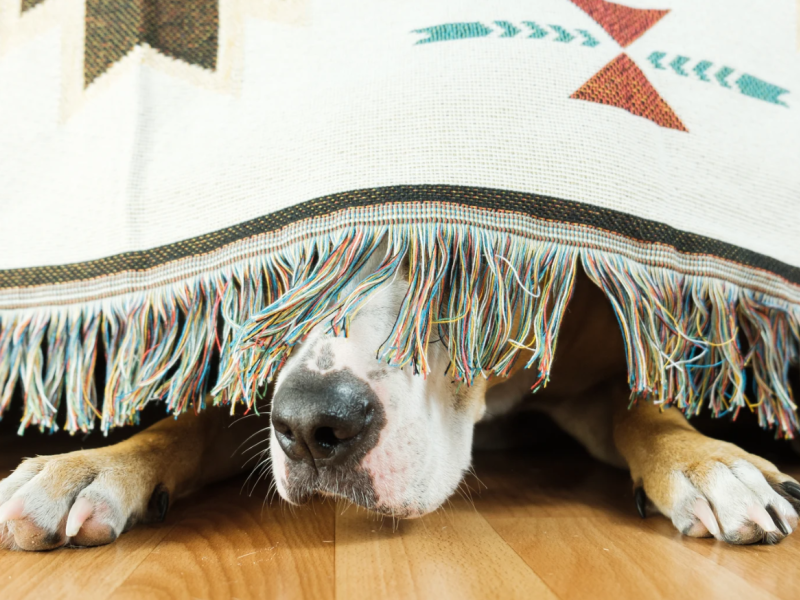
[0,222,797,438]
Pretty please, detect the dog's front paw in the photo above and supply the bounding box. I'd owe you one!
[0,449,169,551]
[637,440,800,545]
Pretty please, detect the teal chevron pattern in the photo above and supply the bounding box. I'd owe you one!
[494,21,521,38]
[669,55,690,76]
[715,66,734,88]
[736,74,789,106]
[576,29,600,47]
[522,21,548,39]
[413,21,600,47]
[647,51,667,70]
[644,51,790,107]
[413,23,492,44]
[549,25,575,43]
[693,60,712,82]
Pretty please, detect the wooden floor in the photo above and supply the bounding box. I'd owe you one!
[1,435,799,600]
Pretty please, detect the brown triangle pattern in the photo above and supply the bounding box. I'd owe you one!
[569,0,669,47]
[571,53,687,131]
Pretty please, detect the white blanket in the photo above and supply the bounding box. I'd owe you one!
[0,0,798,436]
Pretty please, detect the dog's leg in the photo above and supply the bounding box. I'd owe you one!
[612,393,800,543]
[543,382,800,543]
[0,405,267,551]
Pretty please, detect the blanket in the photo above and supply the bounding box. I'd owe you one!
[0,0,798,437]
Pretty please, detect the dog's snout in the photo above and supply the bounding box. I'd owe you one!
[272,368,379,466]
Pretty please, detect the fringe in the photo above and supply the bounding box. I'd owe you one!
[582,251,799,435]
[0,225,798,437]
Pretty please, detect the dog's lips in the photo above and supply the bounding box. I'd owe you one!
[282,473,426,519]
[280,459,379,509]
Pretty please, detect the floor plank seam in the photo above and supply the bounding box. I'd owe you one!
[473,506,564,600]
[102,519,186,599]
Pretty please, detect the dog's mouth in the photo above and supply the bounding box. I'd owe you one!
[282,461,378,507]
[279,459,430,519]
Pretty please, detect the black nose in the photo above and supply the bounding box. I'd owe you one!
[271,368,379,466]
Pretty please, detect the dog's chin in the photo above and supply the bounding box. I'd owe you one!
[368,504,429,519]
[279,485,434,519]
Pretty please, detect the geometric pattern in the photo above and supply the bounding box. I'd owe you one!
[413,21,600,46]
[571,53,688,131]
[22,0,219,88]
[84,0,218,87]
[568,0,686,131]
[21,0,47,11]
[568,0,669,47]
[648,52,790,107]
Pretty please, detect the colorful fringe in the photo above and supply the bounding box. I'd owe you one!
[0,225,798,437]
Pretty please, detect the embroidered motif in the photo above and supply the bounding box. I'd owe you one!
[668,55,690,76]
[715,65,735,88]
[568,0,669,47]
[20,0,46,11]
[646,54,790,107]
[576,29,601,47]
[413,21,600,47]
[23,0,220,87]
[571,53,688,132]
[693,60,713,81]
[523,21,548,39]
[736,74,790,106]
[414,22,494,44]
[549,25,576,43]
[647,51,667,70]
[494,21,522,38]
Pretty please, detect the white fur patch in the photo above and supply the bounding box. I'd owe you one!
[662,461,797,542]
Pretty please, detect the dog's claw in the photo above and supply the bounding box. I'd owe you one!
[148,484,170,523]
[781,481,800,502]
[766,504,790,536]
[65,497,94,538]
[634,485,647,519]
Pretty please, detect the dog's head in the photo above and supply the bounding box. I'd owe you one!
[268,258,489,518]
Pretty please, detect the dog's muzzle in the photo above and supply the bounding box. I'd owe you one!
[271,367,385,503]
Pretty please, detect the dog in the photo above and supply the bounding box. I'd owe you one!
[1,249,799,551]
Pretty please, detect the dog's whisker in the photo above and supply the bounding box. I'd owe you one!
[239,437,272,458]
[242,459,266,493]
[251,463,272,494]
[229,413,261,427]
[231,425,272,458]
[240,448,268,470]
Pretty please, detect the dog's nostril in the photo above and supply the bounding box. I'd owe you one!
[271,368,381,465]
[314,427,337,448]
[314,426,352,449]
[273,420,294,441]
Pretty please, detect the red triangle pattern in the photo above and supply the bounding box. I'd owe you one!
[569,0,669,47]
[571,54,688,132]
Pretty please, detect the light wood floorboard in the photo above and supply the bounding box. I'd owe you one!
[1,438,798,599]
